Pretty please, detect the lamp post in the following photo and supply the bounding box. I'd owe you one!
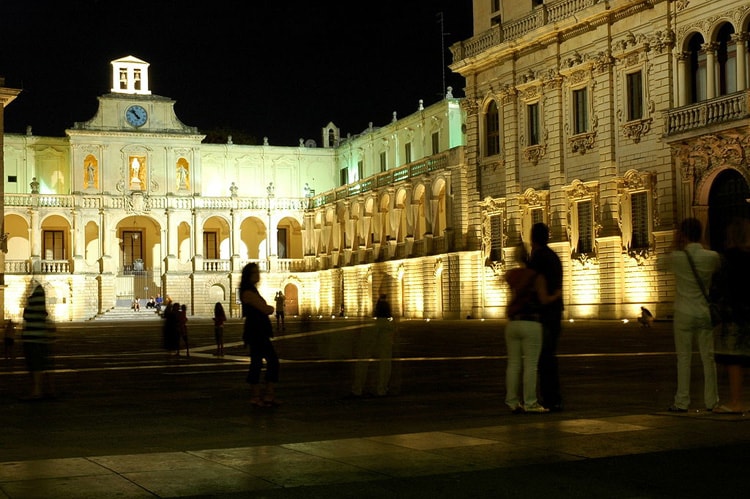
[266,182,274,272]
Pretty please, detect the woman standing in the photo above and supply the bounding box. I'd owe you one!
[213,302,227,357]
[504,254,561,414]
[240,263,279,407]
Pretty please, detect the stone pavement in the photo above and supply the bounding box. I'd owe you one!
[0,318,748,498]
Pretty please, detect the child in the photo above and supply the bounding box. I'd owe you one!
[213,302,227,356]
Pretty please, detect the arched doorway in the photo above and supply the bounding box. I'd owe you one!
[708,169,750,252]
[283,283,299,316]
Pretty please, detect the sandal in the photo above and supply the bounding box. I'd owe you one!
[712,404,743,415]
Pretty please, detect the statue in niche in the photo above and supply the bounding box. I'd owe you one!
[131,158,141,183]
[176,162,189,189]
[30,177,39,194]
[85,158,97,188]
[230,182,238,197]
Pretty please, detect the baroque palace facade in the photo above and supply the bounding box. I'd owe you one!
[1,0,749,322]
[450,0,750,320]
[0,57,469,322]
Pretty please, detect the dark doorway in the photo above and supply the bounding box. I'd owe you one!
[708,169,750,252]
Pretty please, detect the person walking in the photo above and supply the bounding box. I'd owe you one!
[21,284,55,400]
[526,222,564,411]
[711,218,750,414]
[667,217,721,412]
[351,294,395,397]
[240,263,280,407]
[213,302,227,357]
[274,291,286,332]
[504,252,562,414]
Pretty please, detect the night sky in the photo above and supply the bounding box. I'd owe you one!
[1,0,473,146]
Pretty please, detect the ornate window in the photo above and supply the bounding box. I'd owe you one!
[626,71,643,121]
[618,169,657,262]
[480,197,506,272]
[527,102,540,146]
[566,180,600,260]
[573,88,589,134]
[485,100,501,156]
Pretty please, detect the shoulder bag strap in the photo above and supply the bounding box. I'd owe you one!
[683,250,710,302]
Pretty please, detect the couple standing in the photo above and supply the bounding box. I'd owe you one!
[504,223,564,414]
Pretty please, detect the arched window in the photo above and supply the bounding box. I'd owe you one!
[484,100,501,157]
[716,23,737,96]
[687,33,706,104]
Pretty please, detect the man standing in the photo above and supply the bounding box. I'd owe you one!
[274,291,286,332]
[668,217,721,412]
[527,222,564,411]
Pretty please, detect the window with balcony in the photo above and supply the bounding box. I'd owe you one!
[340,167,348,186]
[43,230,65,260]
[687,33,706,104]
[717,23,737,96]
[121,231,142,270]
[203,232,218,259]
[404,142,412,164]
[432,132,440,155]
[380,151,387,173]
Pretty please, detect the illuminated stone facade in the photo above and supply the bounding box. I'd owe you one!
[2,57,472,321]
[3,0,749,322]
[450,0,750,319]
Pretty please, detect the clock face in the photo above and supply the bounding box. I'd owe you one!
[125,105,148,127]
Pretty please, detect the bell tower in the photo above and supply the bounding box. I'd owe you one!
[110,55,151,95]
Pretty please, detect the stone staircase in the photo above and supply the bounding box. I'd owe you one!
[93,305,162,321]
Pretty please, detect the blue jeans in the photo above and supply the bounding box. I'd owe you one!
[505,320,543,409]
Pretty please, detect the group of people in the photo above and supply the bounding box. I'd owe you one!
[161,301,190,356]
[667,217,750,414]
[503,222,564,414]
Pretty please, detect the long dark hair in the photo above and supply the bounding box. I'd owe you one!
[240,262,260,291]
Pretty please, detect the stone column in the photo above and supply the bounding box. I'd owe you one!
[702,42,717,100]
[733,33,747,92]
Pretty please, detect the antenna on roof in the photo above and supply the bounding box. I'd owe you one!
[437,12,448,98]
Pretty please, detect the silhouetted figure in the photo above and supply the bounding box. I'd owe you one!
[241,263,279,407]
[213,302,227,357]
[22,285,55,399]
[527,223,564,412]
[351,294,394,397]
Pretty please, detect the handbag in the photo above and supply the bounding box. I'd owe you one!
[683,250,721,326]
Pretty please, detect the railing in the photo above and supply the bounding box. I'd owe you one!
[203,259,230,272]
[451,0,604,61]
[666,90,749,135]
[311,148,460,209]
[5,260,30,274]
[41,259,70,273]
[4,259,70,274]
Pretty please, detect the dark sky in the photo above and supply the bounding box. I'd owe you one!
[1,0,473,146]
